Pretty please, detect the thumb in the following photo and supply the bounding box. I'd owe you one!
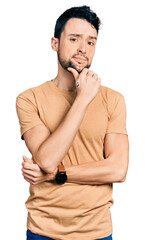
[22,155,33,163]
[67,67,79,80]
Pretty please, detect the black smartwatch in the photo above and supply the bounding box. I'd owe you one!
[55,164,67,184]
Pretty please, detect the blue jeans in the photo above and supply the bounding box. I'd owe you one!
[27,229,112,240]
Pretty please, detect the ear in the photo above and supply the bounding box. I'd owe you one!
[51,37,59,51]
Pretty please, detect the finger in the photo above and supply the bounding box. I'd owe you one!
[79,68,89,76]
[22,168,39,178]
[87,70,94,77]
[22,167,44,177]
[22,162,35,170]
[97,77,101,84]
[24,176,34,184]
[67,67,79,80]
[22,161,41,173]
[23,155,33,163]
[93,73,98,80]
[23,171,38,180]
[23,171,37,181]
[24,175,43,185]
[96,78,101,87]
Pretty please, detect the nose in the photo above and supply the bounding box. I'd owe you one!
[77,40,87,54]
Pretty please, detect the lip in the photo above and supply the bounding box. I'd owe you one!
[73,56,86,63]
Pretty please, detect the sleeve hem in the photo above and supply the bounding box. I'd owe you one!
[105,130,128,135]
[21,123,45,140]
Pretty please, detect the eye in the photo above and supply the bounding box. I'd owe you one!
[88,41,94,46]
[70,38,78,42]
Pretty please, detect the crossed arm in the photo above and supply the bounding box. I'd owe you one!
[21,96,129,185]
[22,131,129,185]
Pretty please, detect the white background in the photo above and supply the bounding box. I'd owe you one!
[0,0,145,239]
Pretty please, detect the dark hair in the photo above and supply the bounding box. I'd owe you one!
[54,5,102,39]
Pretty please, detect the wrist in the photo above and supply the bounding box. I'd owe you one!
[46,168,57,181]
[74,96,89,110]
[65,166,72,183]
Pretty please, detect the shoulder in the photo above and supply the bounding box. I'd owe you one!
[16,81,49,102]
[100,85,124,99]
[100,85,126,115]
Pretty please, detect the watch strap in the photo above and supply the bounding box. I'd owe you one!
[58,164,65,172]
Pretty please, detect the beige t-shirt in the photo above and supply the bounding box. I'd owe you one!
[16,80,128,240]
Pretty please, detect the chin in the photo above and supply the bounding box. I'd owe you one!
[68,63,90,73]
[74,66,83,73]
[77,65,90,73]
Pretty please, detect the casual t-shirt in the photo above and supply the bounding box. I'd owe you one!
[16,80,128,240]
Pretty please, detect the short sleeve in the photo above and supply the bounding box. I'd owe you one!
[16,89,45,140]
[106,93,128,135]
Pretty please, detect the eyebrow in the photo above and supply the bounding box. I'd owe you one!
[68,34,97,40]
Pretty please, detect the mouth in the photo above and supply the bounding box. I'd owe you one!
[73,56,87,64]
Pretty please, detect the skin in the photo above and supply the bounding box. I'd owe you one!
[51,18,98,92]
[21,18,129,185]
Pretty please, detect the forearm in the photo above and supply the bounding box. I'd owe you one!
[65,158,126,185]
[22,157,126,185]
[35,96,88,173]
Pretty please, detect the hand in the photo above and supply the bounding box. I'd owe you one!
[67,67,101,105]
[21,156,56,184]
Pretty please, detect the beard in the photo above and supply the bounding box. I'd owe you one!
[57,46,91,73]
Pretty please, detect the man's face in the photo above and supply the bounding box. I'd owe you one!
[57,18,97,73]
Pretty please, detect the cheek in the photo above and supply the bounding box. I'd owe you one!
[59,42,72,58]
[88,50,95,61]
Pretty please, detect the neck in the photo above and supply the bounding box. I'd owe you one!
[53,62,76,92]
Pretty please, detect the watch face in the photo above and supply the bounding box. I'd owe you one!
[56,172,67,184]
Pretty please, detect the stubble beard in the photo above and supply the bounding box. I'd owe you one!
[57,46,91,73]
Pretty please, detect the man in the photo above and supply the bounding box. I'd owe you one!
[16,5,129,240]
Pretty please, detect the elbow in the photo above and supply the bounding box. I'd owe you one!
[33,152,57,174]
[114,155,129,183]
[40,161,56,174]
[117,167,128,183]
[119,175,126,183]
